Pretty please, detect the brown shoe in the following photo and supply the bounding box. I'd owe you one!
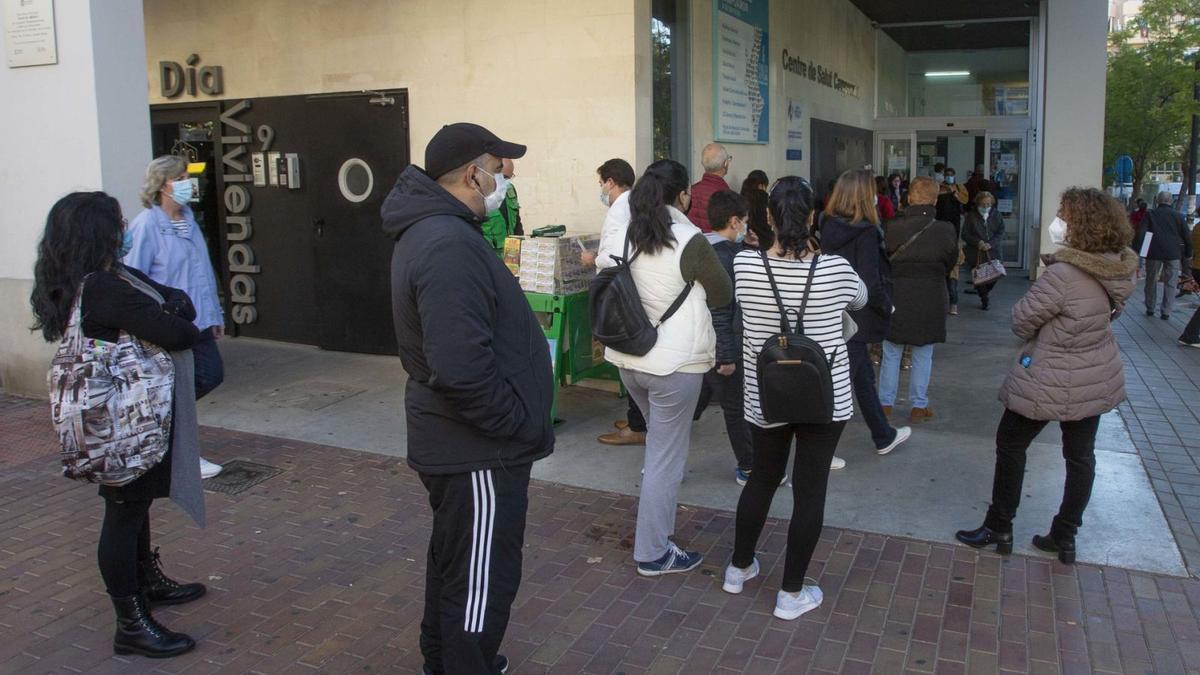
[614,420,629,430]
[598,427,646,445]
[910,407,934,423]
[881,405,892,417]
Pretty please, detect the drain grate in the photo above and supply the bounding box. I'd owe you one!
[203,459,285,496]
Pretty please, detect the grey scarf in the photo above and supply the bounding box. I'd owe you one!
[168,349,205,527]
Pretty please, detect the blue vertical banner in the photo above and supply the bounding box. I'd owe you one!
[713,0,769,144]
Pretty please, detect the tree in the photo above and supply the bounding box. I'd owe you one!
[1103,0,1200,201]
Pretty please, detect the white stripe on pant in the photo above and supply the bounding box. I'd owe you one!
[466,469,495,633]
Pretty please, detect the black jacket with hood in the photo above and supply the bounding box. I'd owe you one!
[382,165,554,475]
[820,215,893,343]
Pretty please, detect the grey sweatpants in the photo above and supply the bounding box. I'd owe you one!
[619,368,704,563]
[1145,258,1181,315]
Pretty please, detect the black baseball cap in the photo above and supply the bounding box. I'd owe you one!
[424,123,527,180]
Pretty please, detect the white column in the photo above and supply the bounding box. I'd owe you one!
[0,0,149,395]
[1036,0,1108,273]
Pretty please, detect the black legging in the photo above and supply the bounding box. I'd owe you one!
[98,498,153,597]
[733,421,847,592]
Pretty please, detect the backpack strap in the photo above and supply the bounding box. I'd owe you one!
[758,251,819,336]
[794,253,819,335]
[624,228,693,327]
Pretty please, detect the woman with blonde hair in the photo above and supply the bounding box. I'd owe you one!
[821,170,912,463]
[956,188,1137,563]
[962,191,1006,310]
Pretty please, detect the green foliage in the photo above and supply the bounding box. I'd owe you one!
[1103,0,1200,197]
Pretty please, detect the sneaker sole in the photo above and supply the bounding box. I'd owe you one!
[877,427,912,456]
[773,596,821,621]
[722,567,758,594]
[201,470,222,479]
[1181,341,1200,349]
[637,557,703,577]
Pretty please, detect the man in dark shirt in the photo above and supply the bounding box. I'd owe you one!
[1137,192,1194,319]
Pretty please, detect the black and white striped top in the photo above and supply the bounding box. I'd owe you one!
[734,251,868,427]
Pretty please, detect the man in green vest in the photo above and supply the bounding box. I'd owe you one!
[481,158,522,254]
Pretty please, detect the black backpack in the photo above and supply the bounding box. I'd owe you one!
[755,251,836,424]
[589,232,693,357]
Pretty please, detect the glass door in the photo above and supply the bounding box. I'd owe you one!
[877,132,916,183]
[985,134,1025,268]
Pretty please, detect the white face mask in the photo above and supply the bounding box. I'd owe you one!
[1048,216,1068,245]
[933,172,945,183]
[600,185,611,208]
[475,166,508,212]
[980,207,992,218]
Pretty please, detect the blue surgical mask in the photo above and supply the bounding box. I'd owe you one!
[169,178,194,204]
[118,229,133,258]
[735,219,748,244]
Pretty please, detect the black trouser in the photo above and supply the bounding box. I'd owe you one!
[419,464,531,675]
[847,341,896,449]
[193,327,224,400]
[98,498,153,597]
[702,366,754,470]
[983,409,1100,540]
[626,396,647,433]
[733,421,847,592]
[976,280,997,304]
[1182,304,1200,343]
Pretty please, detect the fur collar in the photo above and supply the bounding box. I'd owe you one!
[1046,247,1138,280]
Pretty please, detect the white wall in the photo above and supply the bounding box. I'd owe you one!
[0,0,150,394]
[688,0,876,189]
[876,33,907,118]
[1038,0,1108,265]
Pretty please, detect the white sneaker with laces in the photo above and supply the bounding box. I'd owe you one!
[877,426,912,456]
[774,585,822,620]
[830,456,846,470]
[722,558,760,594]
[199,457,222,479]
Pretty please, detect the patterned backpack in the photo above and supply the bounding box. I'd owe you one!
[48,271,175,486]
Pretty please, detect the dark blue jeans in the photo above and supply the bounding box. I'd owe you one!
[193,327,224,400]
[848,341,896,449]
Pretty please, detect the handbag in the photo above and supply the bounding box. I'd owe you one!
[972,249,1007,286]
[48,270,176,486]
[755,252,837,425]
[589,230,693,356]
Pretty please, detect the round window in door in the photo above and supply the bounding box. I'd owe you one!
[338,158,374,203]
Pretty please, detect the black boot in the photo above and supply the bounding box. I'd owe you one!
[140,547,206,607]
[111,593,195,658]
[954,525,1013,554]
[1032,534,1075,564]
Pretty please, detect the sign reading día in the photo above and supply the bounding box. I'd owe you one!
[160,54,224,98]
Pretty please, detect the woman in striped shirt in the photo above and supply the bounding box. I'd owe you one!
[722,177,868,621]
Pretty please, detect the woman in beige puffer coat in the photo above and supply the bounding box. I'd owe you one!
[956,188,1137,564]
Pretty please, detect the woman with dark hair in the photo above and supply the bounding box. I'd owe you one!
[956,188,1137,564]
[603,159,732,577]
[723,177,868,620]
[31,192,206,658]
[874,175,896,221]
[740,169,769,195]
[742,188,772,250]
[886,173,907,213]
[821,170,911,461]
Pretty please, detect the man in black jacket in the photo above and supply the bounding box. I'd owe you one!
[1138,191,1194,319]
[381,123,554,675]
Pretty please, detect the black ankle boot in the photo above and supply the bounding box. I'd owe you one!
[140,547,207,607]
[1032,534,1076,564]
[111,593,195,658]
[954,525,1013,554]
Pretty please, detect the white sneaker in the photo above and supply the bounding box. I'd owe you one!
[200,457,223,479]
[830,456,846,470]
[722,558,760,594]
[876,426,912,456]
[774,585,822,620]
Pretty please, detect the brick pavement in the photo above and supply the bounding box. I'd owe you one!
[4,394,1200,674]
[1113,295,1200,574]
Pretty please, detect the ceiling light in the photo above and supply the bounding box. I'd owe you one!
[944,23,966,29]
[925,71,971,77]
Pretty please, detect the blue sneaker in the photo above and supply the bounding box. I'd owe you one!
[637,543,703,577]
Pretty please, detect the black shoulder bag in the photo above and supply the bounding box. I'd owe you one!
[755,252,836,424]
[589,230,693,356]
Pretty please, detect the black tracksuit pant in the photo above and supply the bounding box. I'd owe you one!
[419,463,531,675]
[983,409,1100,540]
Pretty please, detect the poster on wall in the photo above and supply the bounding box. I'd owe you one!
[713,0,769,144]
[785,99,802,161]
[3,0,57,68]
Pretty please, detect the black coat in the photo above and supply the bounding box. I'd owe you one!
[382,165,555,475]
[884,205,960,346]
[820,215,893,343]
[961,208,1006,270]
[709,237,742,364]
[1137,205,1193,262]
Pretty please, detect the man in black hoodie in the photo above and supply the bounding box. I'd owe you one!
[381,123,554,675]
